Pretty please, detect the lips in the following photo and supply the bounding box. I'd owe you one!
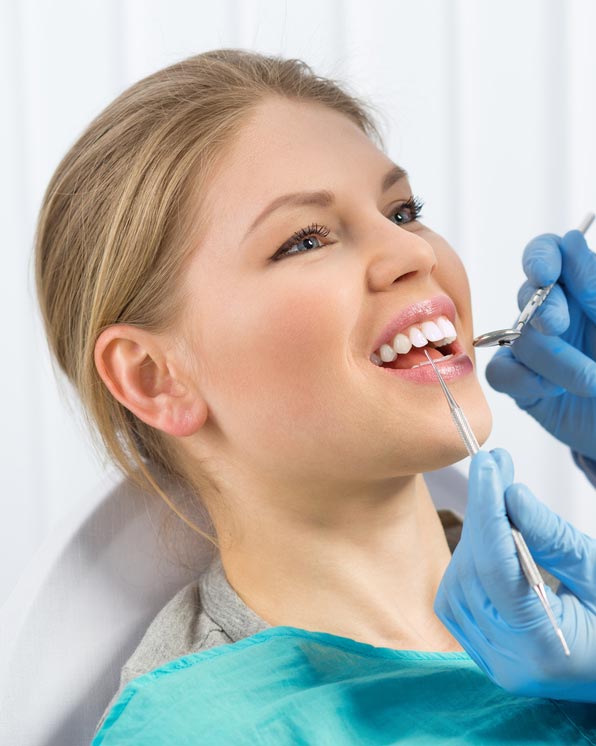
[376,346,474,383]
[370,295,457,355]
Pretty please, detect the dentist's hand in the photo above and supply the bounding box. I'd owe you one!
[434,448,596,702]
[485,230,596,463]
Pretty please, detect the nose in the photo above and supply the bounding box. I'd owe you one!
[365,221,437,290]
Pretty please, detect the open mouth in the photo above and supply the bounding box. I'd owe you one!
[376,339,462,370]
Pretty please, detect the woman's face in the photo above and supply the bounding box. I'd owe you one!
[178,97,492,490]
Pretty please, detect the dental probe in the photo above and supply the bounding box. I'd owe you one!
[473,212,595,348]
[423,349,571,657]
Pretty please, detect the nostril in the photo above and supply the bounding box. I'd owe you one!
[396,271,418,283]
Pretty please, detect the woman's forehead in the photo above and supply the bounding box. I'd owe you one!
[202,101,401,228]
[212,99,387,189]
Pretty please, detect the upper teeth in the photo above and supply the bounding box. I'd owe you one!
[371,315,457,365]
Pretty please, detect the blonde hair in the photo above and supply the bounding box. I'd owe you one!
[34,48,385,554]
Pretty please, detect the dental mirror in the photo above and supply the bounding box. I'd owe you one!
[473,328,525,348]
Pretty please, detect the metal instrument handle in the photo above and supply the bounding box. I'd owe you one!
[512,283,555,332]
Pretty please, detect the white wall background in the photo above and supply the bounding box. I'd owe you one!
[2,0,596,605]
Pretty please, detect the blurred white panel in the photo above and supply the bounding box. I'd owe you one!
[118,0,349,86]
[118,0,237,82]
[238,0,348,71]
[0,0,44,604]
[568,0,596,213]
[1,0,126,605]
[340,0,457,244]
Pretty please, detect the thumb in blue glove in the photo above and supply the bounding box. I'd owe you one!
[434,448,596,702]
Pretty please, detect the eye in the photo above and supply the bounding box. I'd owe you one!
[388,195,424,226]
[271,223,331,260]
[270,195,424,261]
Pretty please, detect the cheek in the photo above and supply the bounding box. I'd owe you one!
[434,245,473,336]
[205,280,347,421]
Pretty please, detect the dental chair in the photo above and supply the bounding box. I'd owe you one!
[0,463,467,746]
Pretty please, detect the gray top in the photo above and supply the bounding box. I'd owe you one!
[94,509,464,735]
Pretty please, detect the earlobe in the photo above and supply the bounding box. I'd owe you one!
[94,325,208,438]
[161,397,209,438]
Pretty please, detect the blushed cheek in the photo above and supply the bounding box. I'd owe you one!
[208,289,340,428]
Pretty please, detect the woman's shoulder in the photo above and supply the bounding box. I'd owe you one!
[120,577,232,682]
[94,561,234,736]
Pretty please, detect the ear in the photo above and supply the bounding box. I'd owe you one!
[94,325,208,437]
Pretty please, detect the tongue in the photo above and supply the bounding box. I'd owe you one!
[383,344,445,370]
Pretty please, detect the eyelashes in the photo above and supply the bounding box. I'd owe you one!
[400,195,424,222]
[272,195,424,261]
[275,222,331,258]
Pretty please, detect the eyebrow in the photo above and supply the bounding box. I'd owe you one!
[243,164,408,241]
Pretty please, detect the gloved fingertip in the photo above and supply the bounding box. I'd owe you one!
[489,447,514,487]
[522,234,562,286]
[469,451,504,514]
[489,446,510,460]
[526,261,556,287]
[504,482,548,542]
[484,348,516,392]
[562,228,589,251]
[503,481,532,512]
[471,450,497,473]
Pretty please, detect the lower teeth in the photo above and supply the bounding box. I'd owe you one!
[410,354,453,369]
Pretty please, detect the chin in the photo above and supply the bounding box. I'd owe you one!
[424,385,493,472]
[419,384,493,472]
[466,386,493,446]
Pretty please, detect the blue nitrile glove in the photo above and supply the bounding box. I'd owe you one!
[485,230,596,470]
[434,448,596,702]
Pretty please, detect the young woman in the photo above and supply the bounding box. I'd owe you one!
[34,49,596,744]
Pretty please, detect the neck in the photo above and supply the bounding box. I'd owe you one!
[216,473,463,652]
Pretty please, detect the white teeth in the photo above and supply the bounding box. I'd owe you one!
[392,333,412,354]
[420,320,443,342]
[379,343,397,363]
[372,315,458,363]
[408,327,428,347]
[436,317,456,338]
